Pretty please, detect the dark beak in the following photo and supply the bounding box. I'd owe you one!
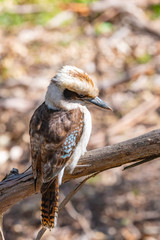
[85,96,112,110]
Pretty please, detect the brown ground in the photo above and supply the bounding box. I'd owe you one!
[0,0,160,239]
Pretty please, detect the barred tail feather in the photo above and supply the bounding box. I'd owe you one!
[41,177,59,228]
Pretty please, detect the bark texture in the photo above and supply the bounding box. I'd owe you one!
[0,129,160,214]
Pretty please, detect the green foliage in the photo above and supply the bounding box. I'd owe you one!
[70,0,95,4]
[0,12,23,26]
[9,0,96,4]
[87,174,100,184]
[132,188,139,196]
[95,22,113,35]
[136,53,152,64]
[121,218,130,226]
[149,4,160,19]
[0,12,57,26]
[0,0,96,27]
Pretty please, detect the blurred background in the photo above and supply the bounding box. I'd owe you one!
[0,0,160,239]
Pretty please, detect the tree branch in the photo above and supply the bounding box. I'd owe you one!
[0,129,160,215]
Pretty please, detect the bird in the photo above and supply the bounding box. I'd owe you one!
[29,65,111,229]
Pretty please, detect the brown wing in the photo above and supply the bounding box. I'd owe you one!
[29,102,83,183]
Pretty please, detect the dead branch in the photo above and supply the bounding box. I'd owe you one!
[0,129,160,215]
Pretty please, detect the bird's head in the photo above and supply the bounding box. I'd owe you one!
[45,65,112,111]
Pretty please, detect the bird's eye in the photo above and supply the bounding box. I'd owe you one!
[78,94,84,98]
[63,89,85,100]
[63,89,78,99]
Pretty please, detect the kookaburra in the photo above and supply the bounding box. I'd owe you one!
[29,65,111,229]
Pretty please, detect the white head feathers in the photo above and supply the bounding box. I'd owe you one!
[51,65,99,98]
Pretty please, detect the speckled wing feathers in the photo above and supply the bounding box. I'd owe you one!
[29,102,84,183]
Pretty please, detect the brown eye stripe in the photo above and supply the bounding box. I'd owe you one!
[63,89,79,100]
